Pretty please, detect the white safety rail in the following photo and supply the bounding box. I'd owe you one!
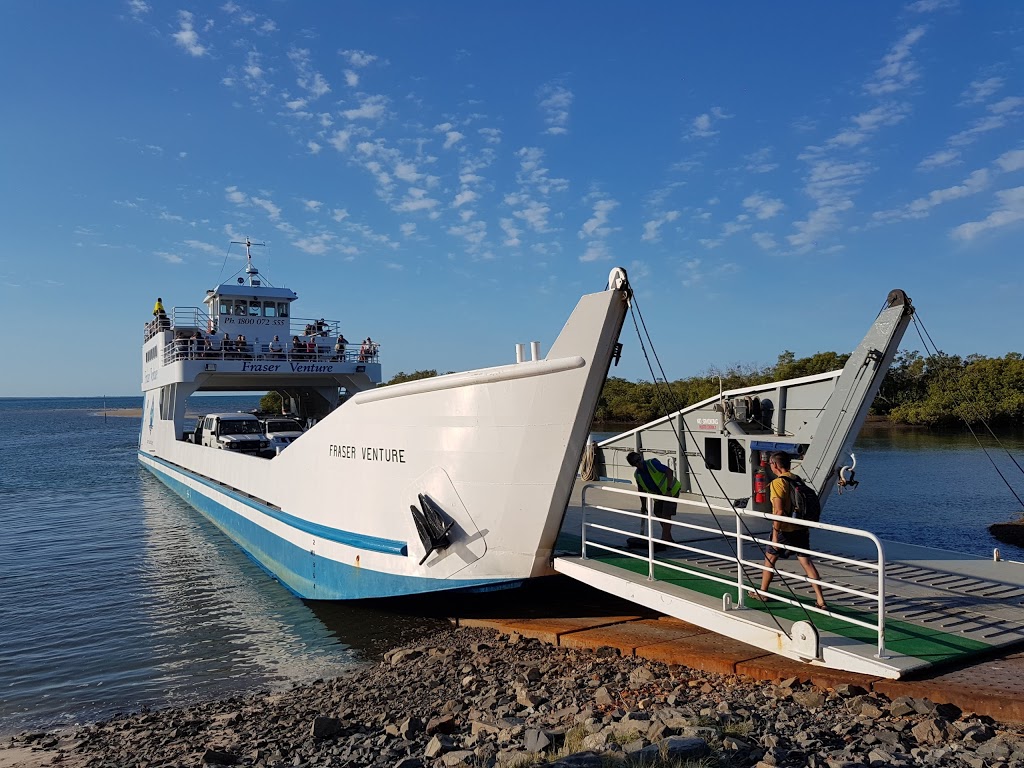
[578,483,890,659]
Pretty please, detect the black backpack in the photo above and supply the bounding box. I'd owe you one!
[781,475,821,522]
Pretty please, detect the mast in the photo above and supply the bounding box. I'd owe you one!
[231,237,266,287]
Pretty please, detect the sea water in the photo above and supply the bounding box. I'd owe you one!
[1,399,1022,736]
[0,397,446,737]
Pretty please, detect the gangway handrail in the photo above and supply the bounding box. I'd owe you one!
[579,483,889,659]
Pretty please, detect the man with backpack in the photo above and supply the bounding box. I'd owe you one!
[748,451,827,609]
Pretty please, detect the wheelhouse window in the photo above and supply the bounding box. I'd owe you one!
[234,300,247,316]
[249,303,261,317]
[278,302,289,317]
[264,303,277,317]
[219,303,229,316]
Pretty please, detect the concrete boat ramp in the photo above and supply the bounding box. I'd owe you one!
[551,483,1024,681]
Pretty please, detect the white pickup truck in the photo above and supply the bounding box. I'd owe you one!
[198,413,269,454]
[260,417,305,452]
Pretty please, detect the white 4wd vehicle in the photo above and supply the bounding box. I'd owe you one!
[199,413,268,454]
[260,417,305,452]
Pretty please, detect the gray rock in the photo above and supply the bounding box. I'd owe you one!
[960,723,995,743]
[201,748,238,765]
[440,750,475,766]
[977,739,1012,759]
[469,720,500,737]
[593,686,613,707]
[889,696,916,717]
[424,734,454,758]
[911,717,948,745]
[637,736,708,762]
[310,716,343,740]
[524,728,551,753]
[834,684,868,698]
[793,690,826,709]
[860,701,885,719]
[622,738,645,754]
[516,688,543,709]
[388,648,423,665]
[629,666,656,685]
[426,714,457,735]
[548,751,604,768]
[400,716,423,739]
[581,732,607,750]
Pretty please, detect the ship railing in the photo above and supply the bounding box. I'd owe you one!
[162,338,380,365]
[144,307,213,343]
[579,483,889,659]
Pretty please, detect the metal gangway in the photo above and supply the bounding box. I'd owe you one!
[554,483,1024,679]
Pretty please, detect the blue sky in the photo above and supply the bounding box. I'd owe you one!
[1,1,1022,397]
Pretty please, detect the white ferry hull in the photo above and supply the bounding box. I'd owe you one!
[138,281,629,600]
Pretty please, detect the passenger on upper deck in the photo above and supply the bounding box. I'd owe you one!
[235,335,250,359]
[305,337,318,360]
[153,297,164,316]
[334,334,348,361]
[316,318,328,336]
[222,332,233,358]
[290,336,304,360]
[269,335,283,360]
[174,331,189,359]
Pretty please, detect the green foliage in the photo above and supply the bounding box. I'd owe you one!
[382,369,440,386]
[595,350,1024,428]
[259,390,283,413]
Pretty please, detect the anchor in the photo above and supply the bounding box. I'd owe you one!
[410,493,455,565]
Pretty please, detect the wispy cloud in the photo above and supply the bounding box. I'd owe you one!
[918,149,960,170]
[155,250,184,264]
[742,193,785,220]
[342,94,387,120]
[641,211,680,242]
[184,239,221,255]
[951,186,1024,241]
[340,49,378,68]
[538,82,573,135]
[687,107,731,139]
[127,0,150,19]
[996,149,1024,173]
[827,103,909,147]
[289,48,331,100]
[864,25,926,95]
[172,11,207,57]
[293,233,334,255]
[960,76,1004,106]
[874,168,990,222]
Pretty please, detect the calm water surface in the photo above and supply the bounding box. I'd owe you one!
[1,400,1023,736]
[0,397,447,737]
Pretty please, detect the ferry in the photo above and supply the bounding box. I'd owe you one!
[139,240,631,599]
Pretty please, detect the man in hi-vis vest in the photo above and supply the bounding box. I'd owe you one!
[626,452,680,549]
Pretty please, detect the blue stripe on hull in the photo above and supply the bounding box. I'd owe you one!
[139,454,514,600]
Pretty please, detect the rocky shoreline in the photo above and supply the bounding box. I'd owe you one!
[6,625,1024,768]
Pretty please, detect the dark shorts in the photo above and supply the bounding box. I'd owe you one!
[642,497,676,519]
[768,527,810,559]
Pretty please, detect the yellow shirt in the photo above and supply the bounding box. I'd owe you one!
[770,472,800,532]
